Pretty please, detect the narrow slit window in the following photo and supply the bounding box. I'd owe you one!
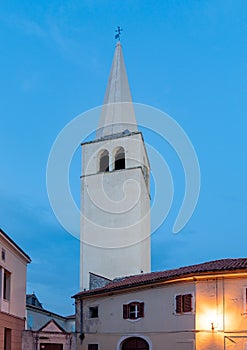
[3,270,11,301]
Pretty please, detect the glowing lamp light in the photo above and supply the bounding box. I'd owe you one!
[197,309,222,332]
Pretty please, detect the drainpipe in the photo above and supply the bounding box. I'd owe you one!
[34,333,38,350]
[80,299,85,344]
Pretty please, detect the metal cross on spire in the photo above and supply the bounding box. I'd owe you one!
[115,26,123,41]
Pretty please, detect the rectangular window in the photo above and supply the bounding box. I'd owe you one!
[3,270,11,300]
[88,345,98,350]
[175,294,192,314]
[89,306,98,318]
[4,328,11,350]
[123,302,144,319]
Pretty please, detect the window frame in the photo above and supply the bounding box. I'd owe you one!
[3,270,11,301]
[243,287,247,316]
[123,301,144,320]
[88,344,98,350]
[174,293,193,315]
[89,306,99,319]
[4,327,11,350]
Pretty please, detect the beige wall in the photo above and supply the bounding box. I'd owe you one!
[77,282,196,350]
[0,234,29,318]
[79,332,195,350]
[0,313,25,350]
[195,275,247,350]
[76,274,247,350]
[0,232,29,350]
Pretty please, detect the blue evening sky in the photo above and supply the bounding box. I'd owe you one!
[1,1,246,315]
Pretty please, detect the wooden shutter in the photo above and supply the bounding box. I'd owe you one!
[183,294,192,312]
[176,295,182,313]
[123,304,128,319]
[138,302,144,318]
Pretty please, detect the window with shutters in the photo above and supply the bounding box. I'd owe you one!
[175,294,193,314]
[123,302,144,320]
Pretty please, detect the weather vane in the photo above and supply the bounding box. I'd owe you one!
[115,26,123,41]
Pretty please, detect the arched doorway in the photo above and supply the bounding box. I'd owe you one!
[121,337,149,350]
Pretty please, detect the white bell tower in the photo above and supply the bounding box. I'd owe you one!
[80,42,151,290]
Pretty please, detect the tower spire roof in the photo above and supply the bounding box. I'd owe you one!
[96,41,138,138]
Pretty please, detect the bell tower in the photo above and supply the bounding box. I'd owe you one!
[80,42,151,290]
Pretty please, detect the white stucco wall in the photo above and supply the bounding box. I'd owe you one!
[76,281,196,350]
[80,132,151,290]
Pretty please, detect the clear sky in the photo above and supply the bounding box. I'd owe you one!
[1,0,247,315]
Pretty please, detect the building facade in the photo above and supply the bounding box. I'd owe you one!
[74,258,247,350]
[23,293,76,350]
[0,228,31,350]
[80,41,151,290]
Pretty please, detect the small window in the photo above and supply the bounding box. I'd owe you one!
[3,270,11,301]
[99,150,109,172]
[89,306,98,318]
[115,147,125,170]
[123,302,144,320]
[175,294,192,314]
[88,345,98,350]
[2,248,6,261]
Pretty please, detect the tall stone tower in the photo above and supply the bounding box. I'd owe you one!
[80,42,151,290]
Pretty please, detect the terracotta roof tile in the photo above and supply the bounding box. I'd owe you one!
[73,258,247,298]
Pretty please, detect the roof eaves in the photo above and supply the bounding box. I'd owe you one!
[73,259,247,299]
[0,228,31,262]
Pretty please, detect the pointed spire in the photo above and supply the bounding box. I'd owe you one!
[96,41,138,139]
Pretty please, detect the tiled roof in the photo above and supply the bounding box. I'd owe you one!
[73,258,247,298]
